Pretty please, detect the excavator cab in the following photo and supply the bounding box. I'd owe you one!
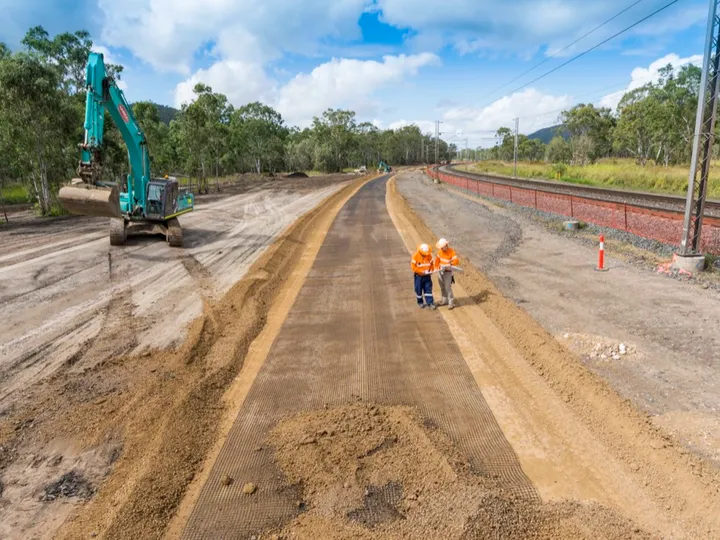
[145,179,180,220]
[145,181,165,219]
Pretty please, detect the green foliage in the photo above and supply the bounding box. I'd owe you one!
[173,83,233,192]
[0,50,81,214]
[547,136,572,164]
[231,102,288,174]
[560,103,615,162]
[0,183,31,204]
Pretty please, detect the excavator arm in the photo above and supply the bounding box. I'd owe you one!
[60,52,151,218]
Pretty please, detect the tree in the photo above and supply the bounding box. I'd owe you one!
[133,101,172,174]
[0,53,79,214]
[546,136,572,164]
[519,138,545,162]
[175,83,233,192]
[21,26,123,95]
[493,127,515,161]
[560,104,615,162]
[231,102,288,174]
[613,87,656,166]
[311,109,357,172]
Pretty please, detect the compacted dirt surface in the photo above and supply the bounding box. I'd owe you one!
[2,170,720,540]
[396,170,720,467]
[176,175,719,539]
[0,175,350,408]
[0,173,359,539]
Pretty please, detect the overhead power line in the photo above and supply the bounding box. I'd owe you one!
[482,0,649,102]
[485,0,681,107]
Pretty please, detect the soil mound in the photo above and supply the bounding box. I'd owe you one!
[267,403,652,539]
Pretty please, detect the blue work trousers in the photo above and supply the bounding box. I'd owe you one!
[414,273,434,306]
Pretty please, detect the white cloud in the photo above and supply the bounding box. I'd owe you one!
[276,53,439,125]
[91,44,119,66]
[440,88,573,138]
[388,119,436,134]
[600,53,703,109]
[174,60,276,107]
[174,53,439,126]
[117,79,129,91]
[98,0,368,73]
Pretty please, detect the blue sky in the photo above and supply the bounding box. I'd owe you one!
[1,0,710,146]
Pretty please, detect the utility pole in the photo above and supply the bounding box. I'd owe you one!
[434,121,443,165]
[680,0,720,264]
[513,117,519,178]
[465,138,469,162]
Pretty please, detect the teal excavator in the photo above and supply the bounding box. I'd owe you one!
[378,160,392,173]
[58,52,194,247]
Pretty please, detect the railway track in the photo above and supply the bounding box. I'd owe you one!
[443,164,720,218]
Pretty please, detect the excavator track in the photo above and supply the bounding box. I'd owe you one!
[167,217,183,248]
[109,218,127,246]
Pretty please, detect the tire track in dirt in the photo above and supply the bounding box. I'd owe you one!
[69,251,138,374]
[0,185,348,410]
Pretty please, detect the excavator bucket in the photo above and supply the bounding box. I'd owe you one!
[58,180,122,219]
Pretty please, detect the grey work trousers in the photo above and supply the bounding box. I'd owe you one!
[438,270,454,306]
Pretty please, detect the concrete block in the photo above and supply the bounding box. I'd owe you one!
[563,220,580,231]
[671,254,706,274]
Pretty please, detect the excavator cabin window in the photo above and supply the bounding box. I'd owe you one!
[146,183,165,217]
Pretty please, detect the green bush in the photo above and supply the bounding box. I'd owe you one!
[0,183,32,204]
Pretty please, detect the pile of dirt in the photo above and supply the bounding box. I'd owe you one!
[285,172,309,178]
[266,404,651,539]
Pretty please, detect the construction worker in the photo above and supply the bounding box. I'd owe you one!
[411,243,437,310]
[435,238,459,310]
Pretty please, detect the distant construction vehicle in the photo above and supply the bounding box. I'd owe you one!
[378,161,392,173]
[58,52,194,247]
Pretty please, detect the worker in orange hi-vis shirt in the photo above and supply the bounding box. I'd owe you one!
[411,243,437,310]
[435,238,459,310]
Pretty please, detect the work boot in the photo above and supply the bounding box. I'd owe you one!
[448,304,455,311]
[439,298,447,306]
[419,304,426,309]
[429,304,437,311]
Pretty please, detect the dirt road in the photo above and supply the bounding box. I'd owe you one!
[3,171,719,539]
[396,170,720,466]
[175,175,720,539]
[0,177,348,412]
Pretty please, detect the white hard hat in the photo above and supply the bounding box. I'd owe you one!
[436,238,448,249]
[419,243,430,255]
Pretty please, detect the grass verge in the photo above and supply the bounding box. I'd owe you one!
[460,159,720,198]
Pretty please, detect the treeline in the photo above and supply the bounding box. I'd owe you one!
[480,63,702,168]
[0,27,454,215]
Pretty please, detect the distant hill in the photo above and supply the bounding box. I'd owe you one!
[528,124,569,144]
[156,104,179,125]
